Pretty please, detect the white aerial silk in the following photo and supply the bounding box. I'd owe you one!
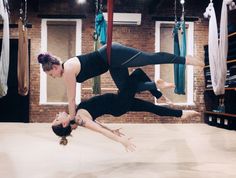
[221,0,236,60]
[228,0,236,11]
[204,0,235,95]
[0,0,10,98]
[204,2,222,95]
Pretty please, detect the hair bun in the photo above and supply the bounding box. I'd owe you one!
[60,137,68,145]
[37,53,50,64]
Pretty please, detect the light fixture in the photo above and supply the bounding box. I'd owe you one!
[77,0,86,4]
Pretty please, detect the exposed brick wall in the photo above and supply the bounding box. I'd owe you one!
[3,0,232,123]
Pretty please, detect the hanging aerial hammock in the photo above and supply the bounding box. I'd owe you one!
[92,0,106,94]
[204,1,219,94]
[94,0,107,45]
[173,0,186,94]
[92,0,113,94]
[220,0,236,64]
[0,0,10,98]
[218,0,236,94]
[203,0,234,95]
[18,0,29,96]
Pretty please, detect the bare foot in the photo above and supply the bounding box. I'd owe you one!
[186,55,204,67]
[181,110,201,119]
[157,95,173,106]
[156,79,175,89]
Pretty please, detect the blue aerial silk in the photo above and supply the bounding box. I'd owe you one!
[93,12,107,94]
[173,21,186,94]
[95,12,107,45]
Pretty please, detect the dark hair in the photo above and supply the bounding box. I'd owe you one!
[52,124,72,145]
[37,53,61,71]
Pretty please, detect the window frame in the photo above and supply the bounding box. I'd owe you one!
[155,21,194,105]
[40,18,82,105]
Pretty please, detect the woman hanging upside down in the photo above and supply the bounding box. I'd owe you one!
[38,42,204,122]
[52,68,200,152]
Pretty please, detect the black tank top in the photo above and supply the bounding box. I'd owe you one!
[76,93,128,120]
[76,51,109,82]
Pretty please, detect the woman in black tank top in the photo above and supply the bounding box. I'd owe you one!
[51,69,200,151]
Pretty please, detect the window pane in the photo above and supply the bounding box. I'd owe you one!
[160,24,188,103]
[47,21,76,102]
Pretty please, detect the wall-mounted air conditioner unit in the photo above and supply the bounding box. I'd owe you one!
[103,13,142,25]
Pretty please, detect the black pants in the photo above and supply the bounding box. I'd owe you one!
[135,69,162,99]
[130,98,182,117]
[116,69,182,117]
[98,42,185,92]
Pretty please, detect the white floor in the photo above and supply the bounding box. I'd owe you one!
[0,123,236,178]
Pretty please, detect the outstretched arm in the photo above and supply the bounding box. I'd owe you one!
[95,120,125,137]
[63,62,77,120]
[75,114,135,152]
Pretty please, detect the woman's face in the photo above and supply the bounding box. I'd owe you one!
[46,65,63,78]
[52,112,69,127]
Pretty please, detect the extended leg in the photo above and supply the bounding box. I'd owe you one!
[99,42,185,67]
[133,69,163,99]
[117,69,150,100]
[109,68,157,92]
[98,42,204,67]
[129,98,182,117]
[110,68,162,99]
[129,98,200,118]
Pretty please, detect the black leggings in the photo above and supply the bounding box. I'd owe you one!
[98,42,185,92]
[116,69,182,117]
[135,69,162,99]
[130,98,182,117]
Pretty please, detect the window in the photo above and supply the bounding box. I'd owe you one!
[155,21,194,105]
[40,19,82,104]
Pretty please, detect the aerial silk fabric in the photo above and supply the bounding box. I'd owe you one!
[173,22,186,94]
[204,2,222,95]
[92,40,101,94]
[106,0,113,65]
[204,0,233,95]
[0,0,9,98]
[217,0,236,94]
[17,19,29,96]
[93,10,107,94]
[95,12,107,45]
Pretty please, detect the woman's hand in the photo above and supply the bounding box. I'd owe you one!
[120,137,136,152]
[82,118,136,152]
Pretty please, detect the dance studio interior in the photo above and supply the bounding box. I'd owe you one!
[0,0,236,177]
